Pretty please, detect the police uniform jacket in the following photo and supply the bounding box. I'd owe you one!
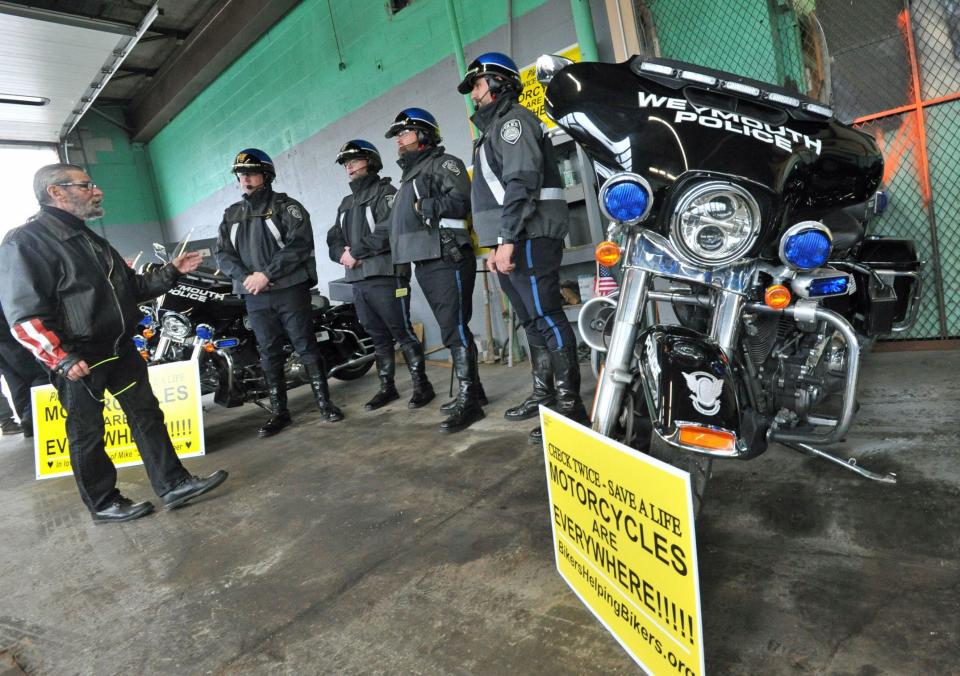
[470,96,569,248]
[326,174,409,282]
[0,206,182,373]
[388,146,472,265]
[215,187,316,295]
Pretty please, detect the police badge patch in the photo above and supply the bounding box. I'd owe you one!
[286,204,303,220]
[442,159,461,175]
[500,119,522,144]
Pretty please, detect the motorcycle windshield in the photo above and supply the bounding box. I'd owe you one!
[544,57,883,212]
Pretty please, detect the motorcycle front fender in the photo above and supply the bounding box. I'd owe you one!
[638,325,766,458]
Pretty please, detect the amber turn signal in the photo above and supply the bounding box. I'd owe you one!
[595,240,622,266]
[139,350,149,360]
[764,284,791,309]
[203,342,216,353]
[678,425,736,453]
[142,328,155,339]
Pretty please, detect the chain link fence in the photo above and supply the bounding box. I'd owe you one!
[640,0,959,339]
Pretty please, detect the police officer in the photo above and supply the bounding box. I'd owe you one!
[458,53,588,442]
[327,140,434,411]
[384,108,485,433]
[215,149,344,436]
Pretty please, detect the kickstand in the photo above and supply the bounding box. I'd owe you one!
[782,442,897,483]
[252,398,271,412]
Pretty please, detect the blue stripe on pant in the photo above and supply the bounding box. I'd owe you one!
[497,237,575,352]
[414,250,476,349]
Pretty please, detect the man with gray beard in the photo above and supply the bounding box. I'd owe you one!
[0,164,228,523]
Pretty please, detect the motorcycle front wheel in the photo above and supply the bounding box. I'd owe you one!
[331,359,373,381]
[619,388,712,518]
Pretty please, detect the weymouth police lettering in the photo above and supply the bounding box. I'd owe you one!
[168,285,227,303]
[638,92,823,156]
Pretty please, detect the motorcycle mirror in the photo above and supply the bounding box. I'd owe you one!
[536,54,574,86]
[153,242,169,262]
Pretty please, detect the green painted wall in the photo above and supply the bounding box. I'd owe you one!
[72,107,162,229]
[147,0,552,221]
[648,0,805,88]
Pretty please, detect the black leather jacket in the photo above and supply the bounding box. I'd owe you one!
[0,207,181,372]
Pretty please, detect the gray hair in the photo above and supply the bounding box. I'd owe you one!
[34,163,85,205]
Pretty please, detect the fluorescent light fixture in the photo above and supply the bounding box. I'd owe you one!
[0,94,49,106]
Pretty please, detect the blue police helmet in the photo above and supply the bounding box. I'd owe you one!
[384,108,442,145]
[457,52,522,94]
[336,139,383,173]
[232,148,275,179]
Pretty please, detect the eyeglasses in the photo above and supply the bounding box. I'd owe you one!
[55,181,98,191]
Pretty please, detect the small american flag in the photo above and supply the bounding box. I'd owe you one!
[594,262,619,296]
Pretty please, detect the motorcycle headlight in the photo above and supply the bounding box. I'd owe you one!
[161,313,192,341]
[779,221,832,270]
[670,182,761,266]
[598,173,653,225]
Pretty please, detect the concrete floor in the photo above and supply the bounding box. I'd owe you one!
[0,349,957,675]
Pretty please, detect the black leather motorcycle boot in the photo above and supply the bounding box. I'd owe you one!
[258,372,292,438]
[529,344,589,443]
[439,343,487,412]
[401,343,435,409]
[305,361,345,422]
[365,348,400,411]
[504,343,555,421]
[439,345,485,433]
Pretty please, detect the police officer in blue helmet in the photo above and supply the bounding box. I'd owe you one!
[384,109,487,433]
[216,148,344,436]
[327,139,435,411]
[459,52,588,443]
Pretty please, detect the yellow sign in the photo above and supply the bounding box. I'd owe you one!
[518,44,581,128]
[33,360,205,480]
[541,408,704,675]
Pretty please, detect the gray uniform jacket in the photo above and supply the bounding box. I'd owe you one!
[215,188,317,295]
[470,96,569,247]
[388,146,472,265]
[326,174,409,282]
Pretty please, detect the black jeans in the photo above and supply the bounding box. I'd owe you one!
[245,283,323,373]
[497,237,575,351]
[414,246,477,349]
[54,343,189,512]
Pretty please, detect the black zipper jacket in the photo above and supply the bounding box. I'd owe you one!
[0,207,181,372]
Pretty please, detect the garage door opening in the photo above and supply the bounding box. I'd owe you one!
[0,144,60,239]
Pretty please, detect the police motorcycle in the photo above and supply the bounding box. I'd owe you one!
[136,243,374,409]
[536,55,923,510]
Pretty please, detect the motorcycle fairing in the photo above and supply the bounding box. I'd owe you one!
[637,325,766,458]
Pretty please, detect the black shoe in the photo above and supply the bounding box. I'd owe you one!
[91,496,155,524]
[318,401,345,423]
[439,402,486,433]
[258,410,292,437]
[408,382,435,409]
[22,425,33,438]
[161,470,229,510]
[439,383,487,413]
[365,386,399,411]
[305,363,345,422]
[505,344,555,421]
[0,418,22,435]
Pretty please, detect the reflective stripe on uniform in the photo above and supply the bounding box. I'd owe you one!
[264,217,284,248]
[539,187,564,201]
[230,222,240,249]
[439,218,467,230]
[365,206,376,233]
[478,144,505,205]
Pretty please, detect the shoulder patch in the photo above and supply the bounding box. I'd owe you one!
[442,159,462,176]
[286,204,303,220]
[500,119,522,144]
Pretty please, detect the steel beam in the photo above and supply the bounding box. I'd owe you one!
[128,0,300,142]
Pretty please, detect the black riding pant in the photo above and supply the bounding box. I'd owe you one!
[414,246,476,349]
[0,337,48,425]
[352,276,420,353]
[54,342,189,512]
[245,283,323,374]
[497,237,575,351]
